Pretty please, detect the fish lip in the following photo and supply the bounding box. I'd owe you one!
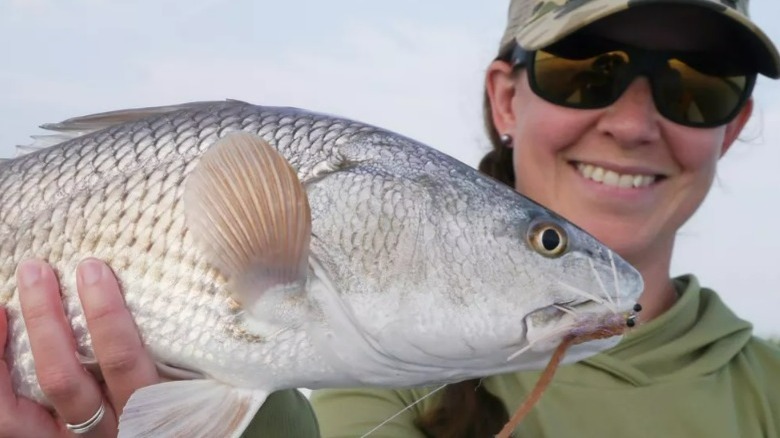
[524,300,623,344]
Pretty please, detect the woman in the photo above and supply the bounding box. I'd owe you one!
[310,0,780,437]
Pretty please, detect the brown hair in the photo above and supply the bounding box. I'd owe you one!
[478,88,516,188]
[415,46,520,438]
[414,379,511,438]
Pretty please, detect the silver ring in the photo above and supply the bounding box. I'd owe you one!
[65,400,105,434]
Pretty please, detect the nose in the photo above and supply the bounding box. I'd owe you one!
[596,77,662,147]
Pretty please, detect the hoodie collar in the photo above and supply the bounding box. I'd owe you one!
[582,275,753,385]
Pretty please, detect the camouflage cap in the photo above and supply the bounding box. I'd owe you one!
[500,0,780,78]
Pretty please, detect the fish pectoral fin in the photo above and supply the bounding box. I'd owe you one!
[117,380,267,438]
[183,131,311,317]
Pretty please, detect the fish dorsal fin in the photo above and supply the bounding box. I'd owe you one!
[15,101,233,156]
[39,101,220,133]
[184,131,311,316]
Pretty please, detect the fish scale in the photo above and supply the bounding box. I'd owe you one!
[1,100,643,437]
[0,103,379,399]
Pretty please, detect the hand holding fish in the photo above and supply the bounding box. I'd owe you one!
[0,258,158,437]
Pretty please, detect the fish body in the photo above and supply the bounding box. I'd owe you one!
[0,100,643,437]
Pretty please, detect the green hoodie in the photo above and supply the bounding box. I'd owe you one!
[241,389,320,437]
[311,275,780,438]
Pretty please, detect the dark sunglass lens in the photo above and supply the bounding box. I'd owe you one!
[657,59,749,126]
[532,49,629,108]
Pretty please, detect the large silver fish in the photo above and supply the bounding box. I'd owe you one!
[1,100,643,437]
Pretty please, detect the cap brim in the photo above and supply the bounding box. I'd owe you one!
[513,0,780,78]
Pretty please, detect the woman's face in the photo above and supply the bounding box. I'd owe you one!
[486,7,753,266]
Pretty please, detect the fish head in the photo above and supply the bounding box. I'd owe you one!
[305,130,644,386]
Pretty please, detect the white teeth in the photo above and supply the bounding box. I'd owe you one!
[575,163,656,188]
[591,166,604,182]
[582,164,594,178]
[618,174,634,188]
[603,170,619,186]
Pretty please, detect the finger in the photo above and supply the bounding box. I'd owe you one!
[76,258,159,413]
[16,259,115,436]
[0,308,61,438]
[0,307,14,411]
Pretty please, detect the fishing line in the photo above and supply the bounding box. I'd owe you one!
[361,383,447,438]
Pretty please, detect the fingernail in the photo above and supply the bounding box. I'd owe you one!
[79,259,104,286]
[17,260,43,287]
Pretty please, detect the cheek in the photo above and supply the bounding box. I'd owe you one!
[667,126,726,178]
[510,83,593,151]
[509,85,596,192]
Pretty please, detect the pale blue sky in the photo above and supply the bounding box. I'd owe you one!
[1,0,779,335]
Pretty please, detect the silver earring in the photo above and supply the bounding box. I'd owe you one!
[499,133,512,147]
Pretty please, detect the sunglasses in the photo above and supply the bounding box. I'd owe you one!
[510,37,757,128]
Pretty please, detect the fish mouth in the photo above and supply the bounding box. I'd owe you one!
[526,300,597,330]
[501,300,633,369]
[522,300,630,352]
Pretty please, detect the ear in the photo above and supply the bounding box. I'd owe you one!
[485,60,521,142]
[719,97,753,158]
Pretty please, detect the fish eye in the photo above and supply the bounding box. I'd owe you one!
[528,222,568,258]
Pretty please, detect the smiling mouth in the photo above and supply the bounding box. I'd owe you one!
[573,162,665,189]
